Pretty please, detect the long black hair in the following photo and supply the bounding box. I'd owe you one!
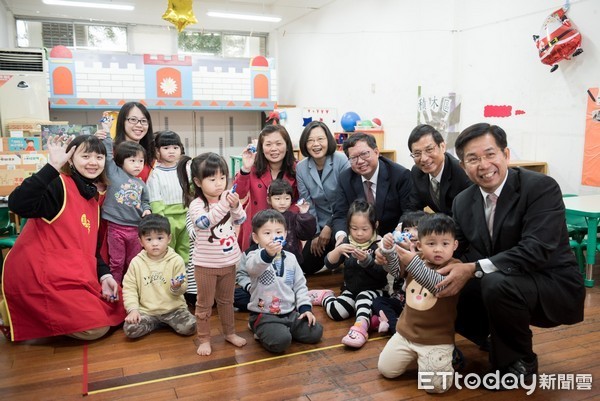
[114,101,155,167]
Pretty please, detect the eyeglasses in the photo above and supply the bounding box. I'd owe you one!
[463,151,502,166]
[348,150,372,165]
[410,145,438,159]
[306,137,328,145]
[126,117,149,126]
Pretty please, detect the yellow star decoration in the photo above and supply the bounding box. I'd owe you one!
[162,0,198,32]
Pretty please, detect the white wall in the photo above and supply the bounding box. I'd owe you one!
[0,0,11,48]
[273,0,456,167]
[274,0,600,195]
[129,25,177,55]
[455,0,599,195]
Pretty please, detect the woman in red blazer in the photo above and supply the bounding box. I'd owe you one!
[234,125,298,251]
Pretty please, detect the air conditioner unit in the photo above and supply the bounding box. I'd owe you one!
[0,48,50,136]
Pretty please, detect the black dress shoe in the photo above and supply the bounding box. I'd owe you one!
[452,346,466,371]
[483,356,538,391]
[505,356,538,385]
[479,335,491,352]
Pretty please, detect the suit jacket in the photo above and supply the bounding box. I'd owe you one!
[407,152,472,215]
[234,166,298,252]
[452,168,585,325]
[332,157,412,236]
[296,152,350,231]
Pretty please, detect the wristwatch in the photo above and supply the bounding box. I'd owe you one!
[474,261,484,278]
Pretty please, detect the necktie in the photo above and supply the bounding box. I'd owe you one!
[364,180,375,205]
[485,193,498,237]
[430,177,440,208]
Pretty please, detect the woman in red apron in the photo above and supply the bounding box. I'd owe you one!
[1,135,125,341]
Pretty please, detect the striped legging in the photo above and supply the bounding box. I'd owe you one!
[323,289,384,326]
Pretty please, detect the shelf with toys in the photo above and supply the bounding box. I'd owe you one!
[335,130,385,150]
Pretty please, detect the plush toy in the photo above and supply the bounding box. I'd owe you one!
[533,6,583,72]
[273,236,287,246]
[393,230,413,245]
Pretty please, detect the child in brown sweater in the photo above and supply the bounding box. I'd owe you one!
[377,213,460,393]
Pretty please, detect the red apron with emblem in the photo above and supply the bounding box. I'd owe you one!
[2,175,125,341]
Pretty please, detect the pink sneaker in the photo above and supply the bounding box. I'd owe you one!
[308,289,334,306]
[378,310,390,333]
[342,320,369,348]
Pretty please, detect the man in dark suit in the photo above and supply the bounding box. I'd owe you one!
[406,124,472,215]
[331,132,412,242]
[436,123,585,386]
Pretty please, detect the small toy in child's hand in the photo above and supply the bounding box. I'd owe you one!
[296,198,306,206]
[393,230,413,244]
[99,111,113,131]
[273,236,287,246]
[171,273,185,286]
[99,112,111,123]
[248,145,256,153]
[230,183,237,194]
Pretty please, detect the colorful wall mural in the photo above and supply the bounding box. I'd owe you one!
[47,46,277,111]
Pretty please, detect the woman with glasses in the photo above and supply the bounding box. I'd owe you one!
[96,102,155,267]
[113,102,155,182]
[296,121,350,274]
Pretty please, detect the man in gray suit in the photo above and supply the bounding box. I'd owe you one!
[436,123,585,387]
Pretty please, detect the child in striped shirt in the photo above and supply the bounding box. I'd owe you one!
[179,152,247,356]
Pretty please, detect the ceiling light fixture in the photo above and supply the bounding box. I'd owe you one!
[207,11,281,23]
[42,0,134,11]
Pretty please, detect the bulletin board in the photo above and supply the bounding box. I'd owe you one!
[416,87,461,149]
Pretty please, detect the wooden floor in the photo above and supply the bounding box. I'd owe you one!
[1,265,599,401]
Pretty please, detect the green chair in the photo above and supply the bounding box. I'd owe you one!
[0,207,16,237]
[564,194,588,274]
[230,155,242,178]
[569,239,585,274]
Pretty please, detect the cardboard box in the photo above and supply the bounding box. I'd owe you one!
[3,120,69,138]
[0,150,48,196]
[0,168,37,197]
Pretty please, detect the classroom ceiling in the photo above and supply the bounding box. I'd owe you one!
[4,0,334,33]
